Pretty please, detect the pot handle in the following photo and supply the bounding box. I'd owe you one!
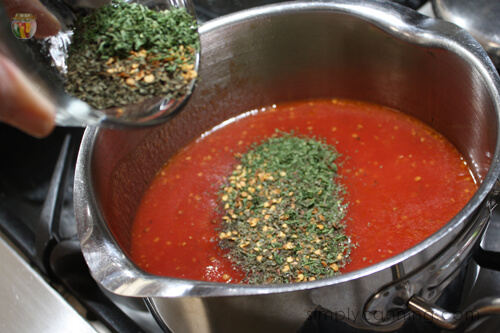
[364,199,493,327]
[408,295,500,330]
[474,202,500,270]
[407,190,500,330]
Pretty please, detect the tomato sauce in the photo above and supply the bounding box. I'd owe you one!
[130,99,477,282]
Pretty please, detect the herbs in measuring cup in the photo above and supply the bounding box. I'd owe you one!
[65,0,199,110]
[218,131,353,284]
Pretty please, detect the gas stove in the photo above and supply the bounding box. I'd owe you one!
[1,1,500,333]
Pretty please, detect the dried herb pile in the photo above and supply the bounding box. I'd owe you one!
[218,132,353,284]
[65,0,199,110]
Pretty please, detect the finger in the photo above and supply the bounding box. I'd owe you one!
[3,0,61,38]
[0,53,56,137]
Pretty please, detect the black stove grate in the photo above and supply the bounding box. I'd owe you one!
[0,123,149,332]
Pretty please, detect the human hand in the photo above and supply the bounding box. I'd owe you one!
[0,0,61,137]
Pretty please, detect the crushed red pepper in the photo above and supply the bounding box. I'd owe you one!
[217,132,353,284]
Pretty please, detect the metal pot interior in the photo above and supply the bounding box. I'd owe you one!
[77,0,500,298]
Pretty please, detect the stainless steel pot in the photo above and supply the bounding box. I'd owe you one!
[74,1,500,332]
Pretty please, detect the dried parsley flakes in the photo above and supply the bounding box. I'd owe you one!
[218,131,353,284]
[65,0,199,110]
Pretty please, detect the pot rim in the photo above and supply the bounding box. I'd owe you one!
[74,0,500,298]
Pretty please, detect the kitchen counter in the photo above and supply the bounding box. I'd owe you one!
[0,234,99,333]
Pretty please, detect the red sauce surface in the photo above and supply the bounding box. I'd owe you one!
[130,99,477,282]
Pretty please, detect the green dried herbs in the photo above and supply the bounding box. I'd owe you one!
[65,0,199,110]
[218,131,353,284]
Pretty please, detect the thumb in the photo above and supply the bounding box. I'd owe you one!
[0,53,56,137]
